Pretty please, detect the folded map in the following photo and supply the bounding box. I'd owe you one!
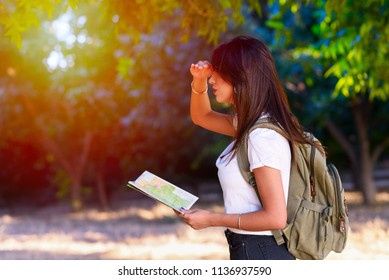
[127,170,199,213]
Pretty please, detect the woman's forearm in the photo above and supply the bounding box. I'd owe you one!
[190,78,212,126]
[211,211,285,232]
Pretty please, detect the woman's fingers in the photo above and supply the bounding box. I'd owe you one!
[190,61,212,79]
[191,60,210,69]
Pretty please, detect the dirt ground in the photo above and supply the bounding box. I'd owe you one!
[0,189,388,260]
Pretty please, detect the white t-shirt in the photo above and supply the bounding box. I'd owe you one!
[216,124,291,235]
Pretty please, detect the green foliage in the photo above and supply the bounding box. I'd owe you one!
[267,0,389,100]
[0,0,75,48]
[0,0,260,47]
[321,0,389,99]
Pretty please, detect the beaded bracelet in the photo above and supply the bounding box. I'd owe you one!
[191,82,208,95]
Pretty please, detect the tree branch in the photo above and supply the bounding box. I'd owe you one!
[324,118,356,163]
[372,136,389,164]
[185,0,214,17]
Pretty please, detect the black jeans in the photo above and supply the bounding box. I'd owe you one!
[225,229,295,260]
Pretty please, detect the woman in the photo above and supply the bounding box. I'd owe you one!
[177,36,322,260]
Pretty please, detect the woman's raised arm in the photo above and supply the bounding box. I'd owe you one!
[189,61,235,137]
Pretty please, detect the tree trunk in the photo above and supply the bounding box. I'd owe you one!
[360,156,376,205]
[352,98,377,205]
[71,175,83,211]
[41,133,93,211]
[69,132,93,211]
[96,168,110,211]
[23,95,94,211]
[325,97,379,205]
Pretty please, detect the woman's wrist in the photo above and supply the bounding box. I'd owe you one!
[191,78,208,94]
[237,213,242,229]
[191,81,208,95]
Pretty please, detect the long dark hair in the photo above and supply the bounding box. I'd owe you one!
[211,35,324,158]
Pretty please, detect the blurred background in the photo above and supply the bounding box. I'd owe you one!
[0,0,388,259]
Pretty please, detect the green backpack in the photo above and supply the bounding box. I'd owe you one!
[237,118,349,260]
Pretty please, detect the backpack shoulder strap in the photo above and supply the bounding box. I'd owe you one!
[236,118,287,245]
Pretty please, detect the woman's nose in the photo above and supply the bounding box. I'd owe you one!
[208,75,215,84]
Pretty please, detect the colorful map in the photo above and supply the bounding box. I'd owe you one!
[127,171,198,212]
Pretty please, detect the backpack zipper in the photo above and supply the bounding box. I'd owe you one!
[310,175,316,200]
[328,163,347,233]
[309,145,316,200]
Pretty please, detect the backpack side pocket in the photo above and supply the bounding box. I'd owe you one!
[285,200,334,260]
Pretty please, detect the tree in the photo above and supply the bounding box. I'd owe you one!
[0,41,54,205]
[321,0,389,205]
[0,0,262,210]
[267,0,389,204]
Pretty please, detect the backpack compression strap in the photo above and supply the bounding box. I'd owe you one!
[236,118,287,245]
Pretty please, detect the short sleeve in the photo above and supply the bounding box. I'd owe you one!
[247,128,290,172]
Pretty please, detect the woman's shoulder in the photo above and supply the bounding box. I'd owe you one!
[249,126,286,142]
[247,126,290,160]
[248,114,287,141]
[248,119,290,150]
